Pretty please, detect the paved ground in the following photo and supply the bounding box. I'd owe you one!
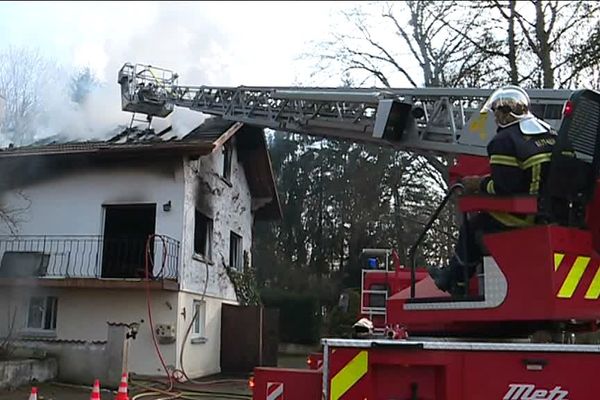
[0,381,251,400]
[0,353,307,399]
[0,382,95,400]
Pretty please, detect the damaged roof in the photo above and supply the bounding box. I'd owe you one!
[0,121,228,158]
[0,118,281,220]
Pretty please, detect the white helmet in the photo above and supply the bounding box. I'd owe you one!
[352,318,374,334]
[480,85,551,135]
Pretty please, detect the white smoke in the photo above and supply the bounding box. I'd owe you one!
[0,2,236,145]
[0,56,132,145]
[91,2,236,138]
[29,73,131,142]
[0,1,346,145]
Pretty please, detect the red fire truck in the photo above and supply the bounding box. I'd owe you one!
[358,248,427,333]
[119,63,600,399]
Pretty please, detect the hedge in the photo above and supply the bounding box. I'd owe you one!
[261,288,321,345]
[323,288,361,338]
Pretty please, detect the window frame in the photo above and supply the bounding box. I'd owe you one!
[26,296,58,332]
[194,210,213,262]
[191,299,207,342]
[229,231,243,271]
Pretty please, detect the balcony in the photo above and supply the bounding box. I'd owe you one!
[0,235,180,290]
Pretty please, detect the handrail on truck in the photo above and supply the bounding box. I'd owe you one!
[408,182,465,298]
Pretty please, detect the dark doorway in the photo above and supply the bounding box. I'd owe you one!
[102,204,156,278]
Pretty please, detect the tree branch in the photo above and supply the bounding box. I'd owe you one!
[382,8,424,66]
[437,12,508,58]
[351,12,419,87]
[513,9,541,58]
[549,2,597,47]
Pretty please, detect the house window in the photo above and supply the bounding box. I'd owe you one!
[194,210,213,260]
[192,300,206,339]
[27,296,57,331]
[222,142,233,181]
[229,232,243,271]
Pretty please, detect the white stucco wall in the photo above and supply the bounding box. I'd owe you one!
[0,143,256,299]
[0,286,179,376]
[0,160,185,277]
[0,140,259,378]
[0,286,244,378]
[175,291,237,377]
[0,160,184,237]
[180,139,254,301]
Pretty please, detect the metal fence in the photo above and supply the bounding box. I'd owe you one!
[0,235,180,280]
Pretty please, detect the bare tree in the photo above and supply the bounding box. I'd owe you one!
[307,0,509,182]
[0,47,57,145]
[0,208,19,235]
[308,0,500,181]
[383,1,508,88]
[0,191,30,235]
[507,0,519,85]
[70,67,100,105]
[309,1,504,88]
[560,16,600,88]
[489,0,600,88]
[302,1,484,269]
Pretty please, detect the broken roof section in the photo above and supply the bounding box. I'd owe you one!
[0,118,281,220]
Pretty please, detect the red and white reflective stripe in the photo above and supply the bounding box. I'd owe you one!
[266,382,284,400]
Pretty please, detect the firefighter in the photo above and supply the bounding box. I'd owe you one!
[430,85,557,297]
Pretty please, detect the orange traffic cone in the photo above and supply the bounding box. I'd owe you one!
[89,379,101,400]
[28,387,38,400]
[115,373,129,400]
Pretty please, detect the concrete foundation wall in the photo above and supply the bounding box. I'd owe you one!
[0,288,179,377]
[0,288,240,382]
[12,324,128,387]
[13,341,104,386]
[0,358,58,389]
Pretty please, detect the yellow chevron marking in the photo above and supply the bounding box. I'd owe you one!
[554,253,565,271]
[468,113,488,140]
[330,351,368,400]
[558,256,590,298]
[585,266,600,300]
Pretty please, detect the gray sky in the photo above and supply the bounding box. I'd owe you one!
[1,1,373,139]
[0,1,354,86]
[0,1,426,141]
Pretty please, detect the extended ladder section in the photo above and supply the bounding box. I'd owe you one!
[118,63,572,156]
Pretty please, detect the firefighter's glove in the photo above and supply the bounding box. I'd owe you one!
[461,176,483,194]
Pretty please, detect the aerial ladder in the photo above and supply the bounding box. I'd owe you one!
[119,63,600,400]
[118,63,571,156]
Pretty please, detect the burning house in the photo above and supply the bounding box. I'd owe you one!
[0,118,280,382]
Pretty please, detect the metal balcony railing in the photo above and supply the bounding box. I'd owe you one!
[0,235,180,280]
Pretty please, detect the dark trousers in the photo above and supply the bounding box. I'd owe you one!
[447,212,506,289]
